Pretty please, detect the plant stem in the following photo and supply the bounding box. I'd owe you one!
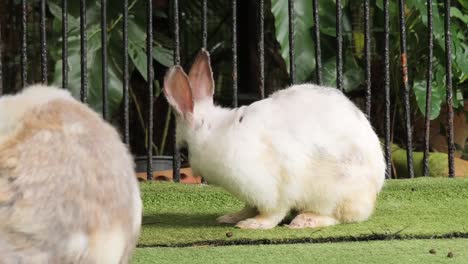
[130,85,160,154]
[152,143,159,155]
[159,107,172,155]
[108,0,139,33]
[130,87,146,131]
[130,86,148,138]
[87,0,139,41]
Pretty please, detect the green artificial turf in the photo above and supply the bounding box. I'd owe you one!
[132,238,468,264]
[138,178,468,247]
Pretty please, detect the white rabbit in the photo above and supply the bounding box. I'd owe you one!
[0,85,142,263]
[164,49,385,229]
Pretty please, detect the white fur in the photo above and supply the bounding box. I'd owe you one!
[173,83,386,228]
[0,84,73,142]
[132,185,143,235]
[65,232,88,260]
[88,227,126,264]
[0,84,142,260]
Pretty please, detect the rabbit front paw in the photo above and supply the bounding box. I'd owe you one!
[235,211,286,230]
[236,218,276,229]
[285,213,339,229]
[216,206,257,224]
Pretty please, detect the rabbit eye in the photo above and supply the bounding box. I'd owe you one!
[200,119,205,126]
[238,115,244,123]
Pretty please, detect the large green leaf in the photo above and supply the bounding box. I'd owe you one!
[451,24,468,84]
[375,0,398,14]
[153,46,174,68]
[271,0,353,84]
[127,19,149,82]
[454,42,468,83]
[413,64,446,120]
[407,0,446,52]
[271,0,315,82]
[457,0,468,10]
[48,0,173,116]
[375,0,467,118]
[50,30,124,115]
[321,51,364,92]
[451,7,468,23]
[126,18,174,82]
[49,1,123,115]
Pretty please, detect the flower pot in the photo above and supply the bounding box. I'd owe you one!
[134,156,202,184]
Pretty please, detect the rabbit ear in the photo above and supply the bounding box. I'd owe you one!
[164,66,194,118]
[188,49,214,102]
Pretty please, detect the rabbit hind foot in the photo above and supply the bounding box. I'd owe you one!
[285,213,339,229]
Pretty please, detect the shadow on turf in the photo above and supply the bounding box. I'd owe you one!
[142,211,300,228]
[142,213,230,227]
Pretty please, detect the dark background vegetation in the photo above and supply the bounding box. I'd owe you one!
[0,0,466,165]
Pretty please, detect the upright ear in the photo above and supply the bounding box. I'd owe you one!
[188,49,215,102]
[164,66,194,118]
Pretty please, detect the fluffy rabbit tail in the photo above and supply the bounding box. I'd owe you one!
[84,227,129,264]
[336,167,384,224]
[0,228,131,264]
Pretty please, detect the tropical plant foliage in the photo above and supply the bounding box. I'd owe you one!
[271,0,467,119]
[1,0,466,156]
[47,0,173,116]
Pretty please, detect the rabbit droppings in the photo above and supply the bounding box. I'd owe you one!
[164,49,386,230]
[0,85,142,264]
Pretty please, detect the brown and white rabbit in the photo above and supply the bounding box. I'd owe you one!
[0,85,142,263]
[164,49,386,229]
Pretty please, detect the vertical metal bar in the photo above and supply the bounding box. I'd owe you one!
[146,0,154,180]
[423,0,433,177]
[80,0,88,102]
[364,0,371,118]
[383,0,391,179]
[258,0,265,98]
[62,0,68,89]
[101,0,109,119]
[123,0,130,145]
[173,0,180,66]
[40,0,48,84]
[232,0,238,107]
[444,0,455,177]
[202,0,207,48]
[21,0,28,87]
[173,0,181,183]
[288,0,295,85]
[336,0,343,91]
[200,0,208,185]
[312,0,322,85]
[398,0,414,178]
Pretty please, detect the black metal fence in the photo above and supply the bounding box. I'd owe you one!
[0,0,457,181]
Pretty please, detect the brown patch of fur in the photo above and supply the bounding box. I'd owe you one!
[0,177,14,204]
[0,97,140,263]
